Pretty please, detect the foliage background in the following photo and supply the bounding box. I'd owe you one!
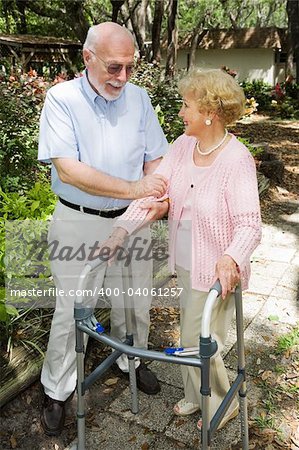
[0,0,288,41]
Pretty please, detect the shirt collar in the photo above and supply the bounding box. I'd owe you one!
[81,69,127,109]
[81,70,99,104]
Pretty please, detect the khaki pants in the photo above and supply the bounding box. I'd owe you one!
[177,266,238,419]
[41,201,152,401]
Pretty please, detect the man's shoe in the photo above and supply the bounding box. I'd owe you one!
[135,362,161,395]
[41,393,66,436]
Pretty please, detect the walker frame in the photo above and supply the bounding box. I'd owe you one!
[74,256,249,450]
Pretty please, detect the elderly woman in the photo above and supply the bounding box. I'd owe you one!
[103,68,262,429]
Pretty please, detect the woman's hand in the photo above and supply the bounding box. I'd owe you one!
[141,199,169,222]
[96,227,128,266]
[215,255,240,299]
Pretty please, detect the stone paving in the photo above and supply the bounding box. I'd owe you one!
[66,206,299,450]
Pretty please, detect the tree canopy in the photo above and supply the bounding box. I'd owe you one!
[1,0,294,79]
[0,0,288,42]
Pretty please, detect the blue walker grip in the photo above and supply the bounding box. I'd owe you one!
[95,323,105,333]
[164,347,184,355]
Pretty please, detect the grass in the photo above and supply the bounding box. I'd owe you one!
[254,413,276,430]
[1,307,52,360]
[276,325,299,353]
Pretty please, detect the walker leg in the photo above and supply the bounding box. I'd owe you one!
[239,391,249,449]
[128,354,139,414]
[125,307,139,414]
[123,263,139,414]
[201,394,210,450]
[235,286,249,450]
[76,323,86,450]
[200,355,211,450]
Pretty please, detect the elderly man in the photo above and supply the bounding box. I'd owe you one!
[38,22,168,436]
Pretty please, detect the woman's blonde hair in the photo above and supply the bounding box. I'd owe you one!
[178,68,245,125]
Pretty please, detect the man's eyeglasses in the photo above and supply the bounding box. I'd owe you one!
[88,49,134,75]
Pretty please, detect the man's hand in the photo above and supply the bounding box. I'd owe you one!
[131,174,168,199]
[51,158,167,201]
[215,255,240,299]
[141,200,169,222]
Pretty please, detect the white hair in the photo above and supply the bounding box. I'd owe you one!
[83,26,98,50]
[83,23,134,51]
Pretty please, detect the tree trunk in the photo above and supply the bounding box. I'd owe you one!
[151,0,164,63]
[189,29,207,70]
[111,0,125,23]
[2,0,11,33]
[287,0,299,86]
[0,346,44,407]
[137,0,149,42]
[165,0,178,78]
[65,1,90,43]
[286,43,294,78]
[16,0,28,34]
[126,0,146,58]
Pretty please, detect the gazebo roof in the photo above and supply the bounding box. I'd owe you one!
[0,33,81,48]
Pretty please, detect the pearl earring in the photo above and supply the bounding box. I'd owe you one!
[205,119,212,126]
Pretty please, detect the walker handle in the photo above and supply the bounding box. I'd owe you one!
[201,280,222,339]
[210,280,222,296]
[74,259,107,305]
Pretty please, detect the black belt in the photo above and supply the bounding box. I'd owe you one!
[59,197,128,218]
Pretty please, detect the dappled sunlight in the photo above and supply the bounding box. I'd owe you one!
[231,118,299,203]
[271,140,299,148]
[285,165,299,174]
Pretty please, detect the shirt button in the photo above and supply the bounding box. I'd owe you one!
[191,184,194,188]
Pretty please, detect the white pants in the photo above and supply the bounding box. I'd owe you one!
[177,266,238,419]
[41,202,153,401]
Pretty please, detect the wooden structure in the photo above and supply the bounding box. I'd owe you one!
[0,34,82,76]
[171,27,293,85]
[178,27,288,51]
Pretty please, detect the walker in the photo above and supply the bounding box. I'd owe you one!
[74,254,249,450]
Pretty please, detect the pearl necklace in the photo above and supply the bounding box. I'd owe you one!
[196,129,228,156]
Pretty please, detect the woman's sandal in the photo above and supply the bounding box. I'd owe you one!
[197,405,239,431]
[173,398,200,416]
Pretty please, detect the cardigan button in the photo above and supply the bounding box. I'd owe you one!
[191,184,194,188]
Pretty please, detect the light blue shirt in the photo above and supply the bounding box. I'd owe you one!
[38,72,168,209]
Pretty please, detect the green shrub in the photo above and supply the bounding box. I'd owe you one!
[271,97,299,119]
[0,182,56,345]
[281,79,299,100]
[240,79,272,111]
[237,137,264,158]
[0,70,52,191]
[240,79,299,118]
[0,178,56,220]
[270,81,299,119]
[131,60,184,142]
[151,80,184,143]
[0,180,57,286]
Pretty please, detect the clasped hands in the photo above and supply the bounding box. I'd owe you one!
[132,173,168,199]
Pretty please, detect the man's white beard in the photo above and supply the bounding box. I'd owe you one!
[97,81,125,101]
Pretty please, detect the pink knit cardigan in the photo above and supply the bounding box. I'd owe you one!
[116,133,262,291]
